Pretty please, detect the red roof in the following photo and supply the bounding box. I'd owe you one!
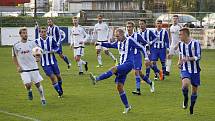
[0,0,30,6]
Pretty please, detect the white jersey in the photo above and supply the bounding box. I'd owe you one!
[170,24,182,47]
[70,25,88,47]
[93,22,109,42]
[12,40,38,71]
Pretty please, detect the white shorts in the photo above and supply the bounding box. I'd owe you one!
[169,46,179,55]
[20,71,43,85]
[96,45,108,50]
[74,47,84,57]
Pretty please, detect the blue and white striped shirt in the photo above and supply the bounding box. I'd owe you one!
[138,29,157,45]
[100,37,148,65]
[35,37,58,67]
[179,39,201,73]
[47,25,61,43]
[153,29,169,49]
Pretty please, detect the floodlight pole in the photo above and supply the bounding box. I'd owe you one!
[34,0,37,18]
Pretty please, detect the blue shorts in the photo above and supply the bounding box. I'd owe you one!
[150,48,166,62]
[115,62,133,85]
[181,71,201,87]
[42,63,60,77]
[133,52,142,70]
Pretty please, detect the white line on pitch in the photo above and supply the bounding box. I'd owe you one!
[0,110,40,121]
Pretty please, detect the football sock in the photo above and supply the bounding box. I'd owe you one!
[119,91,129,108]
[108,51,116,61]
[141,75,152,85]
[37,85,45,100]
[63,55,70,65]
[96,70,113,81]
[97,54,102,65]
[135,75,141,91]
[145,66,151,78]
[166,59,172,72]
[161,61,166,75]
[58,80,63,92]
[53,83,62,94]
[191,93,197,108]
[78,60,83,72]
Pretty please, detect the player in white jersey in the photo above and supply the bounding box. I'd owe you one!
[70,17,89,75]
[93,14,117,67]
[12,28,46,105]
[166,15,182,75]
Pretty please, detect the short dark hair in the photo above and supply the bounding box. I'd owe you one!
[97,14,103,18]
[47,18,53,22]
[179,27,190,36]
[39,26,47,32]
[126,21,135,27]
[173,15,179,18]
[139,19,146,24]
[19,27,27,34]
[156,20,162,23]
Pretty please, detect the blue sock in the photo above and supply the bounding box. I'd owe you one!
[63,55,70,65]
[182,87,188,103]
[182,87,188,99]
[53,83,62,94]
[135,75,141,91]
[141,75,152,85]
[145,66,151,78]
[96,70,113,81]
[191,93,197,108]
[58,80,63,92]
[119,91,129,108]
[151,64,160,73]
[161,61,166,75]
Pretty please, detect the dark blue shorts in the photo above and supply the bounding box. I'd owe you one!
[181,71,201,87]
[150,48,166,62]
[133,52,142,70]
[42,63,60,77]
[115,62,133,85]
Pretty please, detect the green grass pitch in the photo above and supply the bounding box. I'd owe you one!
[0,45,214,121]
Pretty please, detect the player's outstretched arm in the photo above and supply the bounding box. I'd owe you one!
[96,41,118,49]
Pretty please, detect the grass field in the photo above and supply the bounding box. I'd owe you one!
[0,45,214,121]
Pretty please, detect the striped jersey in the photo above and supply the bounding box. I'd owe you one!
[138,29,157,45]
[126,32,148,56]
[179,39,201,73]
[100,37,148,65]
[35,37,58,67]
[47,25,61,43]
[153,29,170,49]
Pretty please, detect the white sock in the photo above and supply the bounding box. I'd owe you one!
[78,60,83,72]
[37,85,45,100]
[97,54,102,65]
[81,59,86,65]
[166,59,172,72]
[108,51,116,61]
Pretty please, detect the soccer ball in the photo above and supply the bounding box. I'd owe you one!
[32,47,43,62]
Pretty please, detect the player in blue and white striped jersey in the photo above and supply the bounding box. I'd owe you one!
[151,20,170,80]
[138,19,158,86]
[90,28,150,114]
[47,18,71,70]
[178,28,201,115]
[125,21,154,95]
[35,27,64,97]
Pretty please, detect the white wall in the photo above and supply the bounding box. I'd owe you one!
[1,27,35,46]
